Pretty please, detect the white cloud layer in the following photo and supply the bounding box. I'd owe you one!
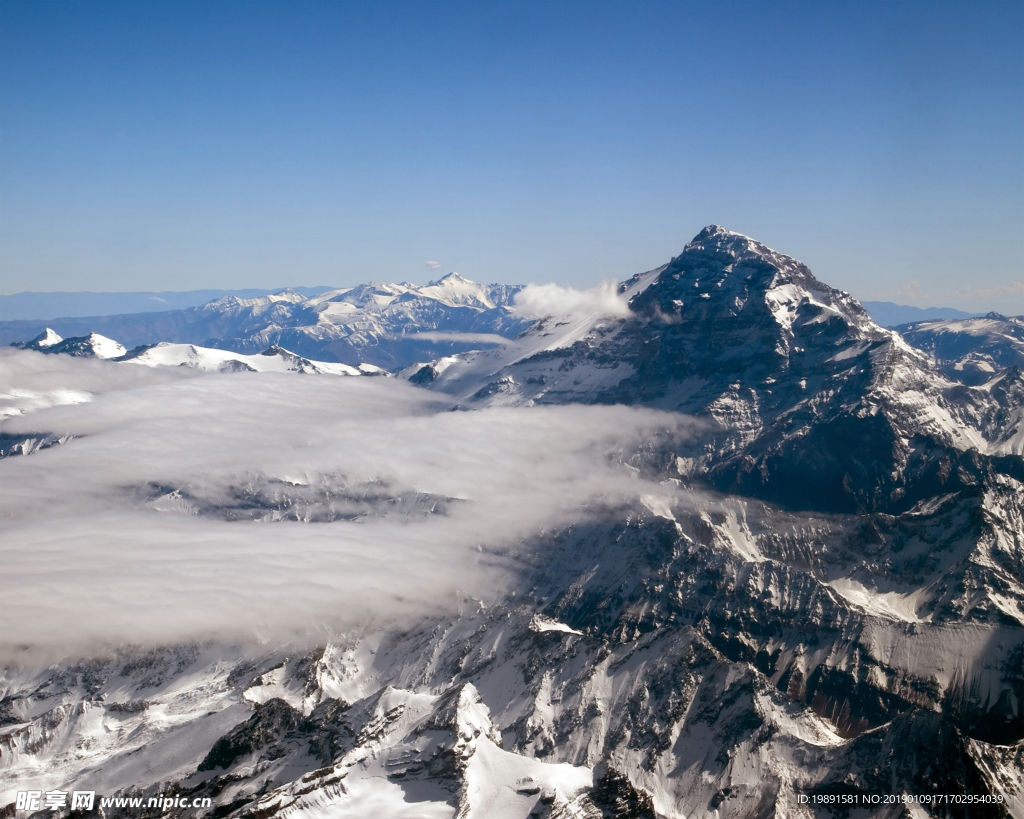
[0,350,693,654]
[511,280,632,320]
[407,331,510,344]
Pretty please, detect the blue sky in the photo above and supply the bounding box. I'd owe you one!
[1,0,1022,311]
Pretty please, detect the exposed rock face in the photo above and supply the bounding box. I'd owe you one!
[134,472,457,522]
[0,432,72,459]
[2,228,1023,818]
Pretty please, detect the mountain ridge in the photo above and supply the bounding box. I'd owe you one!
[0,287,335,322]
[2,275,530,369]
[862,301,981,328]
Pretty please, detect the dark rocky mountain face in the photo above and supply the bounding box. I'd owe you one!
[602,228,928,515]
[3,228,1023,818]
[615,226,885,407]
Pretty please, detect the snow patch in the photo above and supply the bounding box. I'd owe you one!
[827,578,929,623]
[529,615,583,636]
[463,735,593,819]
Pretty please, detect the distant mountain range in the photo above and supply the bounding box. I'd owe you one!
[0,293,982,330]
[12,327,385,376]
[859,300,980,327]
[0,287,333,321]
[0,285,989,368]
[1,275,529,370]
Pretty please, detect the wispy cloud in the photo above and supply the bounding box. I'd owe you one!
[406,331,509,345]
[426,260,441,269]
[894,280,921,300]
[952,281,1024,299]
[0,350,694,653]
[511,280,632,320]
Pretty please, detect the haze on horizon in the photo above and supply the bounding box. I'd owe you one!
[1,0,1022,313]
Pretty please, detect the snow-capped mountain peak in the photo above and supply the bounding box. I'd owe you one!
[416,272,499,309]
[414,228,1023,516]
[422,226,888,407]
[632,224,878,338]
[13,331,127,359]
[119,341,381,375]
[32,275,527,369]
[30,327,63,348]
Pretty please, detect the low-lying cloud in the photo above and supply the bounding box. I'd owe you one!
[406,331,510,345]
[0,349,694,654]
[511,280,632,320]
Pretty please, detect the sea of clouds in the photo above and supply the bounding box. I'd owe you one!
[0,348,696,655]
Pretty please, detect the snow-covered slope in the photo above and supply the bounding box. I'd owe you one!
[7,338,383,377]
[420,225,902,410]
[120,342,383,375]
[898,312,1024,385]
[400,262,664,403]
[196,275,527,368]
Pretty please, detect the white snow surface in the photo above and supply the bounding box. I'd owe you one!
[84,333,127,359]
[33,328,63,348]
[463,736,592,819]
[529,615,583,636]
[0,387,93,420]
[304,272,504,313]
[122,342,368,375]
[827,577,931,623]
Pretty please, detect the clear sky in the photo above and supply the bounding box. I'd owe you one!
[1,0,1022,311]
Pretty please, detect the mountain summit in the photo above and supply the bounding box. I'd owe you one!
[423,227,1021,516]
[630,224,875,336]
[424,225,890,408]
